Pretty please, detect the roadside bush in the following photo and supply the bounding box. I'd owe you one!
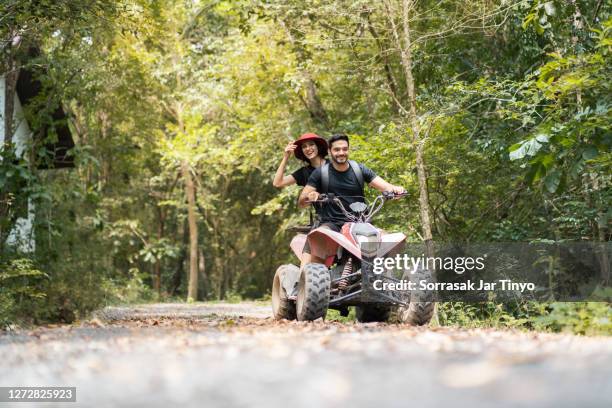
[0,257,49,327]
[101,268,155,305]
[438,301,612,335]
[532,302,612,336]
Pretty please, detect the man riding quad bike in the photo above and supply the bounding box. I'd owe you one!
[272,191,435,324]
[272,134,435,324]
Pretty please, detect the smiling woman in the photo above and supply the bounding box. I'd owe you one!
[272,133,328,189]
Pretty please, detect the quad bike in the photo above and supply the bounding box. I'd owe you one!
[272,191,435,324]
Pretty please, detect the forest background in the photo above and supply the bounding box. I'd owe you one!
[0,0,610,334]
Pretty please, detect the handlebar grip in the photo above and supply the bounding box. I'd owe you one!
[307,194,330,204]
[383,191,408,199]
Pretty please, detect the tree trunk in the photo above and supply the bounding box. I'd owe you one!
[154,205,165,297]
[303,70,329,126]
[596,219,610,285]
[3,44,19,150]
[98,112,111,188]
[173,92,199,301]
[387,0,435,258]
[216,255,225,299]
[198,247,208,300]
[590,174,610,284]
[171,218,187,296]
[153,257,161,297]
[182,161,198,301]
[365,13,401,114]
[571,0,583,105]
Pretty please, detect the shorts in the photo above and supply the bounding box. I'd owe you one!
[302,222,343,254]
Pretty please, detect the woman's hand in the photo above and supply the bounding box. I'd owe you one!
[284,142,297,158]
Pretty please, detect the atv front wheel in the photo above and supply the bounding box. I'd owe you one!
[272,264,299,320]
[296,263,330,321]
[397,266,436,326]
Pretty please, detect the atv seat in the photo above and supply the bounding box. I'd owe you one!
[287,206,320,234]
[287,225,315,234]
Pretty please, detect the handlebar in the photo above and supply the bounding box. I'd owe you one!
[306,191,407,223]
[308,191,406,204]
[308,193,335,204]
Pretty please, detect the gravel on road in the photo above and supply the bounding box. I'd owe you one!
[1,302,611,408]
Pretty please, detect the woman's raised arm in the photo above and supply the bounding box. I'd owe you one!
[272,142,298,188]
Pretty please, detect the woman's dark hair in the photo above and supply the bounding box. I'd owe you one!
[328,133,349,148]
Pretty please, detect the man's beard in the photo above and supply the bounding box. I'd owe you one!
[332,154,348,164]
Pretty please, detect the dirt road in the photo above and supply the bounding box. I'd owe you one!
[1,302,611,407]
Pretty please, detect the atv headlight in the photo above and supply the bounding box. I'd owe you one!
[357,235,378,256]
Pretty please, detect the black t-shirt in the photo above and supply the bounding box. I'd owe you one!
[307,162,377,224]
[291,160,328,187]
[291,165,315,187]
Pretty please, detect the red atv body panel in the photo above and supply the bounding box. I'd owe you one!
[290,223,407,265]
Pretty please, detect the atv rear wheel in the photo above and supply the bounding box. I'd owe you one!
[356,305,391,322]
[272,265,299,320]
[397,266,436,326]
[296,263,330,321]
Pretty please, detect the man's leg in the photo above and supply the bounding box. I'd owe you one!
[300,226,329,269]
[299,252,312,270]
[291,223,340,300]
[300,223,341,268]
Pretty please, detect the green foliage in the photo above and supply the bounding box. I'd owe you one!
[438,302,533,329]
[439,301,612,335]
[1,0,609,332]
[0,257,48,327]
[101,268,155,305]
[0,149,47,250]
[532,302,612,335]
[325,308,357,323]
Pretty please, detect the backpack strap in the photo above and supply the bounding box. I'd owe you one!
[349,160,364,192]
[321,163,330,194]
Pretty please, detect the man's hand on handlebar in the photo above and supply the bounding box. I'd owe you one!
[306,191,321,203]
[390,185,405,195]
[383,186,406,199]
